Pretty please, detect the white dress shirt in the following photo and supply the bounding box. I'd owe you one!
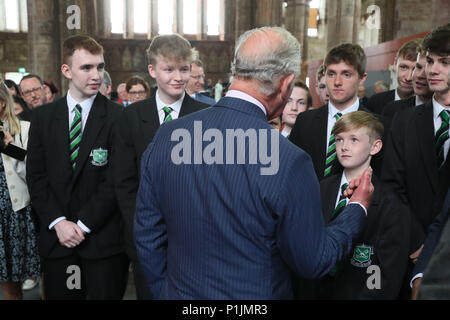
[433,95,450,164]
[156,91,185,125]
[225,90,267,116]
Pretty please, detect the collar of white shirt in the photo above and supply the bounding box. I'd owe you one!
[433,95,449,121]
[156,90,185,118]
[66,90,96,115]
[394,89,403,101]
[328,98,360,118]
[225,90,267,116]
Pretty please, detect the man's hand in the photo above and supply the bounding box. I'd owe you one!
[410,244,424,264]
[345,167,374,211]
[411,277,422,300]
[54,220,85,248]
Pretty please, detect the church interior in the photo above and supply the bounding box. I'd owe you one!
[0,0,448,107]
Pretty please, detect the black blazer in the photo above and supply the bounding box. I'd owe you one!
[381,101,450,253]
[26,94,124,259]
[366,89,395,114]
[312,174,411,299]
[382,96,416,119]
[289,103,389,181]
[114,92,208,260]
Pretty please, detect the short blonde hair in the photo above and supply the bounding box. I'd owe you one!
[333,111,384,142]
[146,34,193,65]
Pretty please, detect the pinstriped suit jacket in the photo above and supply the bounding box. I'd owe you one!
[134,96,366,299]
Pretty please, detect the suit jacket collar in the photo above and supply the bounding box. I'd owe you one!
[55,97,72,174]
[215,97,267,122]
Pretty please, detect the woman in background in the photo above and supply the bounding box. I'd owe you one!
[0,82,39,300]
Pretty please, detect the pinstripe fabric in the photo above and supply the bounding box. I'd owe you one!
[134,97,366,299]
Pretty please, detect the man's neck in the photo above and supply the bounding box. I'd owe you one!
[330,96,358,111]
[434,90,450,108]
[397,89,414,100]
[344,163,370,182]
[418,93,433,105]
[69,87,96,103]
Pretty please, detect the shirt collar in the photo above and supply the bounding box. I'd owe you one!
[328,98,359,118]
[433,95,449,121]
[156,90,185,114]
[394,89,401,101]
[339,172,350,195]
[66,90,96,113]
[225,90,267,116]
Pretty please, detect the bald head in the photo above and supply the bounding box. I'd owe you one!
[231,27,301,96]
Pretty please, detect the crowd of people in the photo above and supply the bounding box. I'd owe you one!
[0,22,449,300]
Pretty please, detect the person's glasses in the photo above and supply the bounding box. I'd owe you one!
[191,74,205,80]
[22,86,43,97]
[128,91,147,96]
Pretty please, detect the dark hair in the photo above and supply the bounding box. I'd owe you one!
[4,79,20,96]
[125,76,150,96]
[44,81,59,95]
[62,35,104,65]
[423,23,450,56]
[293,80,313,108]
[13,95,28,110]
[19,74,44,87]
[316,64,326,82]
[324,43,366,77]
[397,38,422,61]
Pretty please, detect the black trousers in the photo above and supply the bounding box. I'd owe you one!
[41,252,129,300]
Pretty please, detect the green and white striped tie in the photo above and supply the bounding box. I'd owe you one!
[69,104,82,170]
[163,106,173,123]
[324,112,342,177]
[332,182,349,220]
[436,110,450,168]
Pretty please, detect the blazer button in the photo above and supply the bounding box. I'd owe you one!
[13,198,18,203]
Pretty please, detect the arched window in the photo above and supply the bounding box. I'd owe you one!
[0,0,27,33]
[106,0,225,39]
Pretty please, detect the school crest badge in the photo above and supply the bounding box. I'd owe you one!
[351,244,374,268]
[90,148,108,166]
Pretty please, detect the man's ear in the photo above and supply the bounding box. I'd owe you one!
[279,74,295,100]
[148,64,156,78]
[370,139,383,156]
[359,72,368,85]
[61,64,72,80]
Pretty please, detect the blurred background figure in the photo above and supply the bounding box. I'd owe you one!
[315,64,329,106]
[117,83,130,106]
[126,76,150,104]
[214,79,223,102]
[358,83,368,105]
[374,80,389,94]
[12,96,31,121]
[4,80,20,98]
[268,116,285,133]
[281,80,312,138]
[99,70,112,99]
[43,81,59,103]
